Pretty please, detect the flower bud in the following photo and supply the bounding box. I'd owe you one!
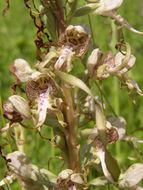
[3,100,23,122]
[3,95,31,122]
[87,48,102,76]
[93,0,123,16]
[10,59,33,82]
[112,52,136,75]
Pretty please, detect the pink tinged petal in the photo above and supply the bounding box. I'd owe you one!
[94,0,123,15]
[3,101,15,120]
[30,71,42,80]
[96,149,114,183]
[54,47,73,70]
[120,55,136,74]
[108,52,136,74]
[3,100,23,122]
[0,174,16,187]
[126,79,143,96]
[11,59,34,82]
[68,185,77,190]
[0,123,10,133]
[35,87,53,128]
[87,48,102,75]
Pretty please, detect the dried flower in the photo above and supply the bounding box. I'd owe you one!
[87,48,103,76]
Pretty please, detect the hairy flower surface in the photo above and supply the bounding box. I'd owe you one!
[54,25,90,71]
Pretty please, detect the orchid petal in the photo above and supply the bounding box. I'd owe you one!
[93,0,123,15]
[11,59,34,82]
[32,87,53,129]
[8,95,31,119]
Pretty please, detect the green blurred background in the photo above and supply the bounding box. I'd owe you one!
[1,0,143,189]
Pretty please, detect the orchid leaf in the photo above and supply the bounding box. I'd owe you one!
[104,149,120,182]
[96,149,120,182]
[95,103,107,145]
[74,5,95,17]
[54,109,67,127]
[66,0,78,19]
[88,176,108,186]
[56,71,95,99]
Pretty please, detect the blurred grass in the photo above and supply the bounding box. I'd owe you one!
[1,0,143,189]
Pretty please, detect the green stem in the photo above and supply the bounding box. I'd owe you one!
[110,20,120,157]
[88,14,96,47]
[94,80,117,116]
[66,0,78,23]
[55,0,66,32]
[62,85,81,172]
[95,103,107,146]
[0,96,5,127]
[110,20,120,115]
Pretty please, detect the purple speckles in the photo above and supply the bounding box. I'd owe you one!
[36,90,51,127]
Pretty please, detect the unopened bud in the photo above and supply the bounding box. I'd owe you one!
[3,100,23,122]
[8,95,31,119]
[93,0,123,16]
[87,48,102,76]
[10,59,33,82]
